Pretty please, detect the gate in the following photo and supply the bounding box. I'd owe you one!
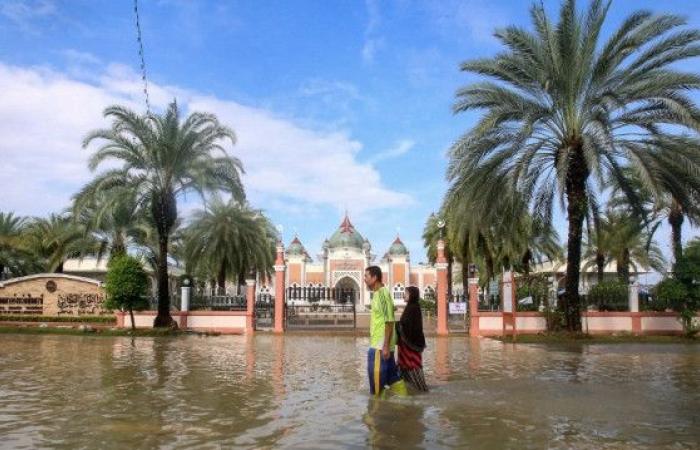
[448,292,469,332]
[255,292,274,329]
[285,286,357,330]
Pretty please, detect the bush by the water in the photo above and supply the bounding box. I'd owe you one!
[587,281,628,311]
[104,255,150,329]
[0,315,116,323]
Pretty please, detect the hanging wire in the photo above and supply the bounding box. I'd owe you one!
[134,0,151,115]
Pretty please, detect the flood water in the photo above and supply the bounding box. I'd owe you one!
[0,334,698,449]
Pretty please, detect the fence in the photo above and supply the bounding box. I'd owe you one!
[286,286,357,304]
[286,303,356,329]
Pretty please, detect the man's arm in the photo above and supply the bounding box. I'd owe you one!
[382,321,393,359]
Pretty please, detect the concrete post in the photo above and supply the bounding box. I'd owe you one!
[436,239,449,336]
[180,286,191,312]
[629,277,639,313]
[274,242,286,333]
[246,278,256,333]
[180,285,191,330]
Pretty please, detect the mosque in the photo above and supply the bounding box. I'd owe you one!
[273,214,439,311]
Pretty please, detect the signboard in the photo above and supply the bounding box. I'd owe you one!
[449,302,467,314]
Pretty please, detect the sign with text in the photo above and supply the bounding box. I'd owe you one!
[449,302,467,314]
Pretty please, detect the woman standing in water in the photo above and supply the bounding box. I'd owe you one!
[397,286,428,391]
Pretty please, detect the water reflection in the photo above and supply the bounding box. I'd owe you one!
[0,334,698,449]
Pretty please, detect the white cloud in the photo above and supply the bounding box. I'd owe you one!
[0,0,56,32]
[0,62,412,219]
[422,0,511,45]
[362,0,384,64]
[368,139,415,164]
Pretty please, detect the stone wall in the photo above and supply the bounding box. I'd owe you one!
[0,274,105,316]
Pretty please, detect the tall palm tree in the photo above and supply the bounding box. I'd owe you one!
[24,213,97,273]
[0,212,40,278]
[422,213,454,297]
[74,188,145,260]
[184,198,276,294]
[447,0,700,330]
[77,101,245,327]
[584,208,665,282]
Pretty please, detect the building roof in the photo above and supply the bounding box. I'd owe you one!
[287,236,306,255]
[387,235,409,256]
[327,214,366,250]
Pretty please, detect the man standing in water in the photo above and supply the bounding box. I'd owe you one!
[364,266,407,397]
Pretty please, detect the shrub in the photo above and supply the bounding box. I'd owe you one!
[0,315,116,323]
[587,281,628,311]
[104,255,150,330]
[419,298,436,313]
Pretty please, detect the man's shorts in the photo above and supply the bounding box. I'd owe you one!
[367,348,406,396]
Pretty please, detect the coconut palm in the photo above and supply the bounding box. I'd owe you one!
[447,0,700,330]
[77,101,245,327]
[24,213,98,273]
[0,212,40,278]
[184,198,276,295]
[74,188,145,260]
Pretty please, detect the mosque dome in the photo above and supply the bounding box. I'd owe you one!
[388,236,409,256]
[327,214,366,250]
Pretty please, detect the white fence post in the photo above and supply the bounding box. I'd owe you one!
[181,286,191,312]
[628,277,639,313]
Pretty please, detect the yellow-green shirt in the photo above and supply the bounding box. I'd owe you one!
[369,286,396,350]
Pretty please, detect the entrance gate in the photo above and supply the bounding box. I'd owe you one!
[285,286,357,330]
[254,291,274,329]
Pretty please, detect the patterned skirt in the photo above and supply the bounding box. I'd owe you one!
[397,341,428,392]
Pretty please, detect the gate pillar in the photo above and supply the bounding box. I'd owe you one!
[274,242,286,333]
[436,239,449,336]
[246,277,256,333]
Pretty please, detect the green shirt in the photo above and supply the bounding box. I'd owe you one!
[369,286,396,350]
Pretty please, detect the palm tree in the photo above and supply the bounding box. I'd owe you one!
[0,212,40,278]
[584,208,665,282]
[447,0,700,330]
[77,101,245,327]
[422,213,454,298]
[74,188,145,260]
[184,198,276,295]
[24,213,97,273]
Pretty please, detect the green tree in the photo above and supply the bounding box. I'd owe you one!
[104,255,150,331]
[24,213,97,273]
[0,212,40,278]
[77,102,245,327]
[184,198,276,294]
[447,0,700,330]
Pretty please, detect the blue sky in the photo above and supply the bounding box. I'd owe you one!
[1,0,699,271]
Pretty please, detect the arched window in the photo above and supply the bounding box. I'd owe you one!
[423,286,435,301]
[393,284,405,301]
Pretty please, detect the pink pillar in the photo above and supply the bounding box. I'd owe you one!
[468,277,480,337]
[436,239,449,336]
[246,278,256,333]
[274,242,286,333]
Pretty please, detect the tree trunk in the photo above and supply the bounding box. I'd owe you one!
[238,271,246,295]
[153,236,175,328]
[596,251,605,284]
[462,262,469,300]
[617,248,630,283]
[217,264,226,295]
[563,146,588,332]
[521,249,532,275]
[668,200,684,271]
[0,263,5,280]
[129,306,136,331]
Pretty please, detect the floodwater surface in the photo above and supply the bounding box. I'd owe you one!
[0,334,698,449]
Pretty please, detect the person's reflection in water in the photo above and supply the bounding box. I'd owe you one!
[363,398,426,449]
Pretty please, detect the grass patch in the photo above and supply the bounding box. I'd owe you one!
[0,315,116,324]
[493,333,698,344]
[0,325,201,338]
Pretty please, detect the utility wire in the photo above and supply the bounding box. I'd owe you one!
[134,0,151,115]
